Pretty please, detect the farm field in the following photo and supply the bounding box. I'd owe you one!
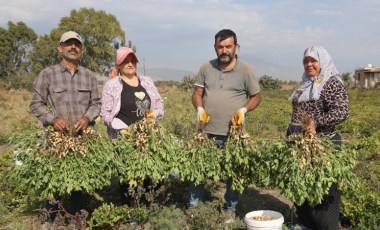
[0,87,379,229]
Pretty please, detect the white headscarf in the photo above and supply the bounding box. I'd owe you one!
[290,46,343,102]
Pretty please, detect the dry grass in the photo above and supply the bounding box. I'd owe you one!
[0,88,35,142]
[281,83,298,91]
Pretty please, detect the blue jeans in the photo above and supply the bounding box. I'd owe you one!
[187,134,240,211]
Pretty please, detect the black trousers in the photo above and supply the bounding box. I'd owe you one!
[295,183,341,230]
[119,178,161,206]
[287,124,342,230]
[45,191,85,221]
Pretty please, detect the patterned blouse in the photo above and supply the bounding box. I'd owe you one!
[290,76,349,137]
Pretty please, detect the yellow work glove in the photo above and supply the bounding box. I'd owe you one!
[146,111,156,119]
[231,107,247,126]
[197,107,210,123]
[120,129,130,137]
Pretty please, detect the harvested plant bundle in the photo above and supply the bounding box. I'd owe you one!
[222,125,256,193]
[10,125,115,197]
[177,131,221,185]
[113,118,180,186]
[264,133,357,206]
[45,127,95,157]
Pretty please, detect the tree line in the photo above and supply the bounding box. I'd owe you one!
[0,8,130,79]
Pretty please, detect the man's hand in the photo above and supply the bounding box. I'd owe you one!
[75,116,90,132]
[231,107,247,126]
[52,117,69,131]
[197,107,210,123]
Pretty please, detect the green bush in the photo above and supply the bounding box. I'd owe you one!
[148,204,186,229]
[259,75,282,90]
[341,181,380,229]
[87,203,148,229]
[178,75,196,92]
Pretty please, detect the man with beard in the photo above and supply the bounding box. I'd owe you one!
[30,31,101,224]
[188,29,261,223]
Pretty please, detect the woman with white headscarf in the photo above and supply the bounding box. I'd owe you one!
[287,46,350,229]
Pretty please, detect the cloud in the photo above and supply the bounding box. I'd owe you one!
[311,9,342,16]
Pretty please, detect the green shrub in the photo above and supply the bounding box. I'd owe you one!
[259,75,282,90]
[341,181,380,229]
[87,203,148,229]
[178,75,196,92]
[148,204,185,229]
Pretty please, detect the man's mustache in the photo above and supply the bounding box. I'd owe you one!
[69,49,79,54]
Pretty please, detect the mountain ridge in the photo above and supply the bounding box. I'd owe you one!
[137,55,301,82]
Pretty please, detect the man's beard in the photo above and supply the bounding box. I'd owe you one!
[218,53,234,64]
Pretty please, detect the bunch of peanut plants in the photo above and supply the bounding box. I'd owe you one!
[258,133,357,206]
[177,130,221,185]
[221,125,257,193]
[8,124,115,198]
[113,118,180,187]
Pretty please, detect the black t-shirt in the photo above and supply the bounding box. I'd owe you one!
[116,79,151,126]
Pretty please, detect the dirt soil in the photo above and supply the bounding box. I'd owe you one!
[212,182,294,223]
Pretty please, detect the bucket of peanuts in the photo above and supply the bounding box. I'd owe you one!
[244,210,284,230]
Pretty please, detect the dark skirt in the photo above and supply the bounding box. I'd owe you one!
[295,183,341,230]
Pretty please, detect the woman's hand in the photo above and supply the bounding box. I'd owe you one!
[120,129,130,137]
[305,119,317,135]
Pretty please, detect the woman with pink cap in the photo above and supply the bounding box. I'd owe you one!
[100,47,164,140]
[100,47,164,205]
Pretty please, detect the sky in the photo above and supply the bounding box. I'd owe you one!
[1,0,379,80]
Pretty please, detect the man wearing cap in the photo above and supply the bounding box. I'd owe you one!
[30,31,101,221]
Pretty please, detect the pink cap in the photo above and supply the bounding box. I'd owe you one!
[116,47,139,65]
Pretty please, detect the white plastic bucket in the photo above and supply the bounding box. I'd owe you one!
[244,210,284,230]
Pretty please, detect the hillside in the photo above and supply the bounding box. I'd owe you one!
[136,55,301,82]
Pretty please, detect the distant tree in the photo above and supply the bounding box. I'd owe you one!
[29,34,58,75]
[30,8,126,74]
[341,72,352,88]
[0,21,37,78]
[179,75,196,92]
[288,80,299,85]
[259,75,281,90]
[155,80,180,88]
[0,27,12,77]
